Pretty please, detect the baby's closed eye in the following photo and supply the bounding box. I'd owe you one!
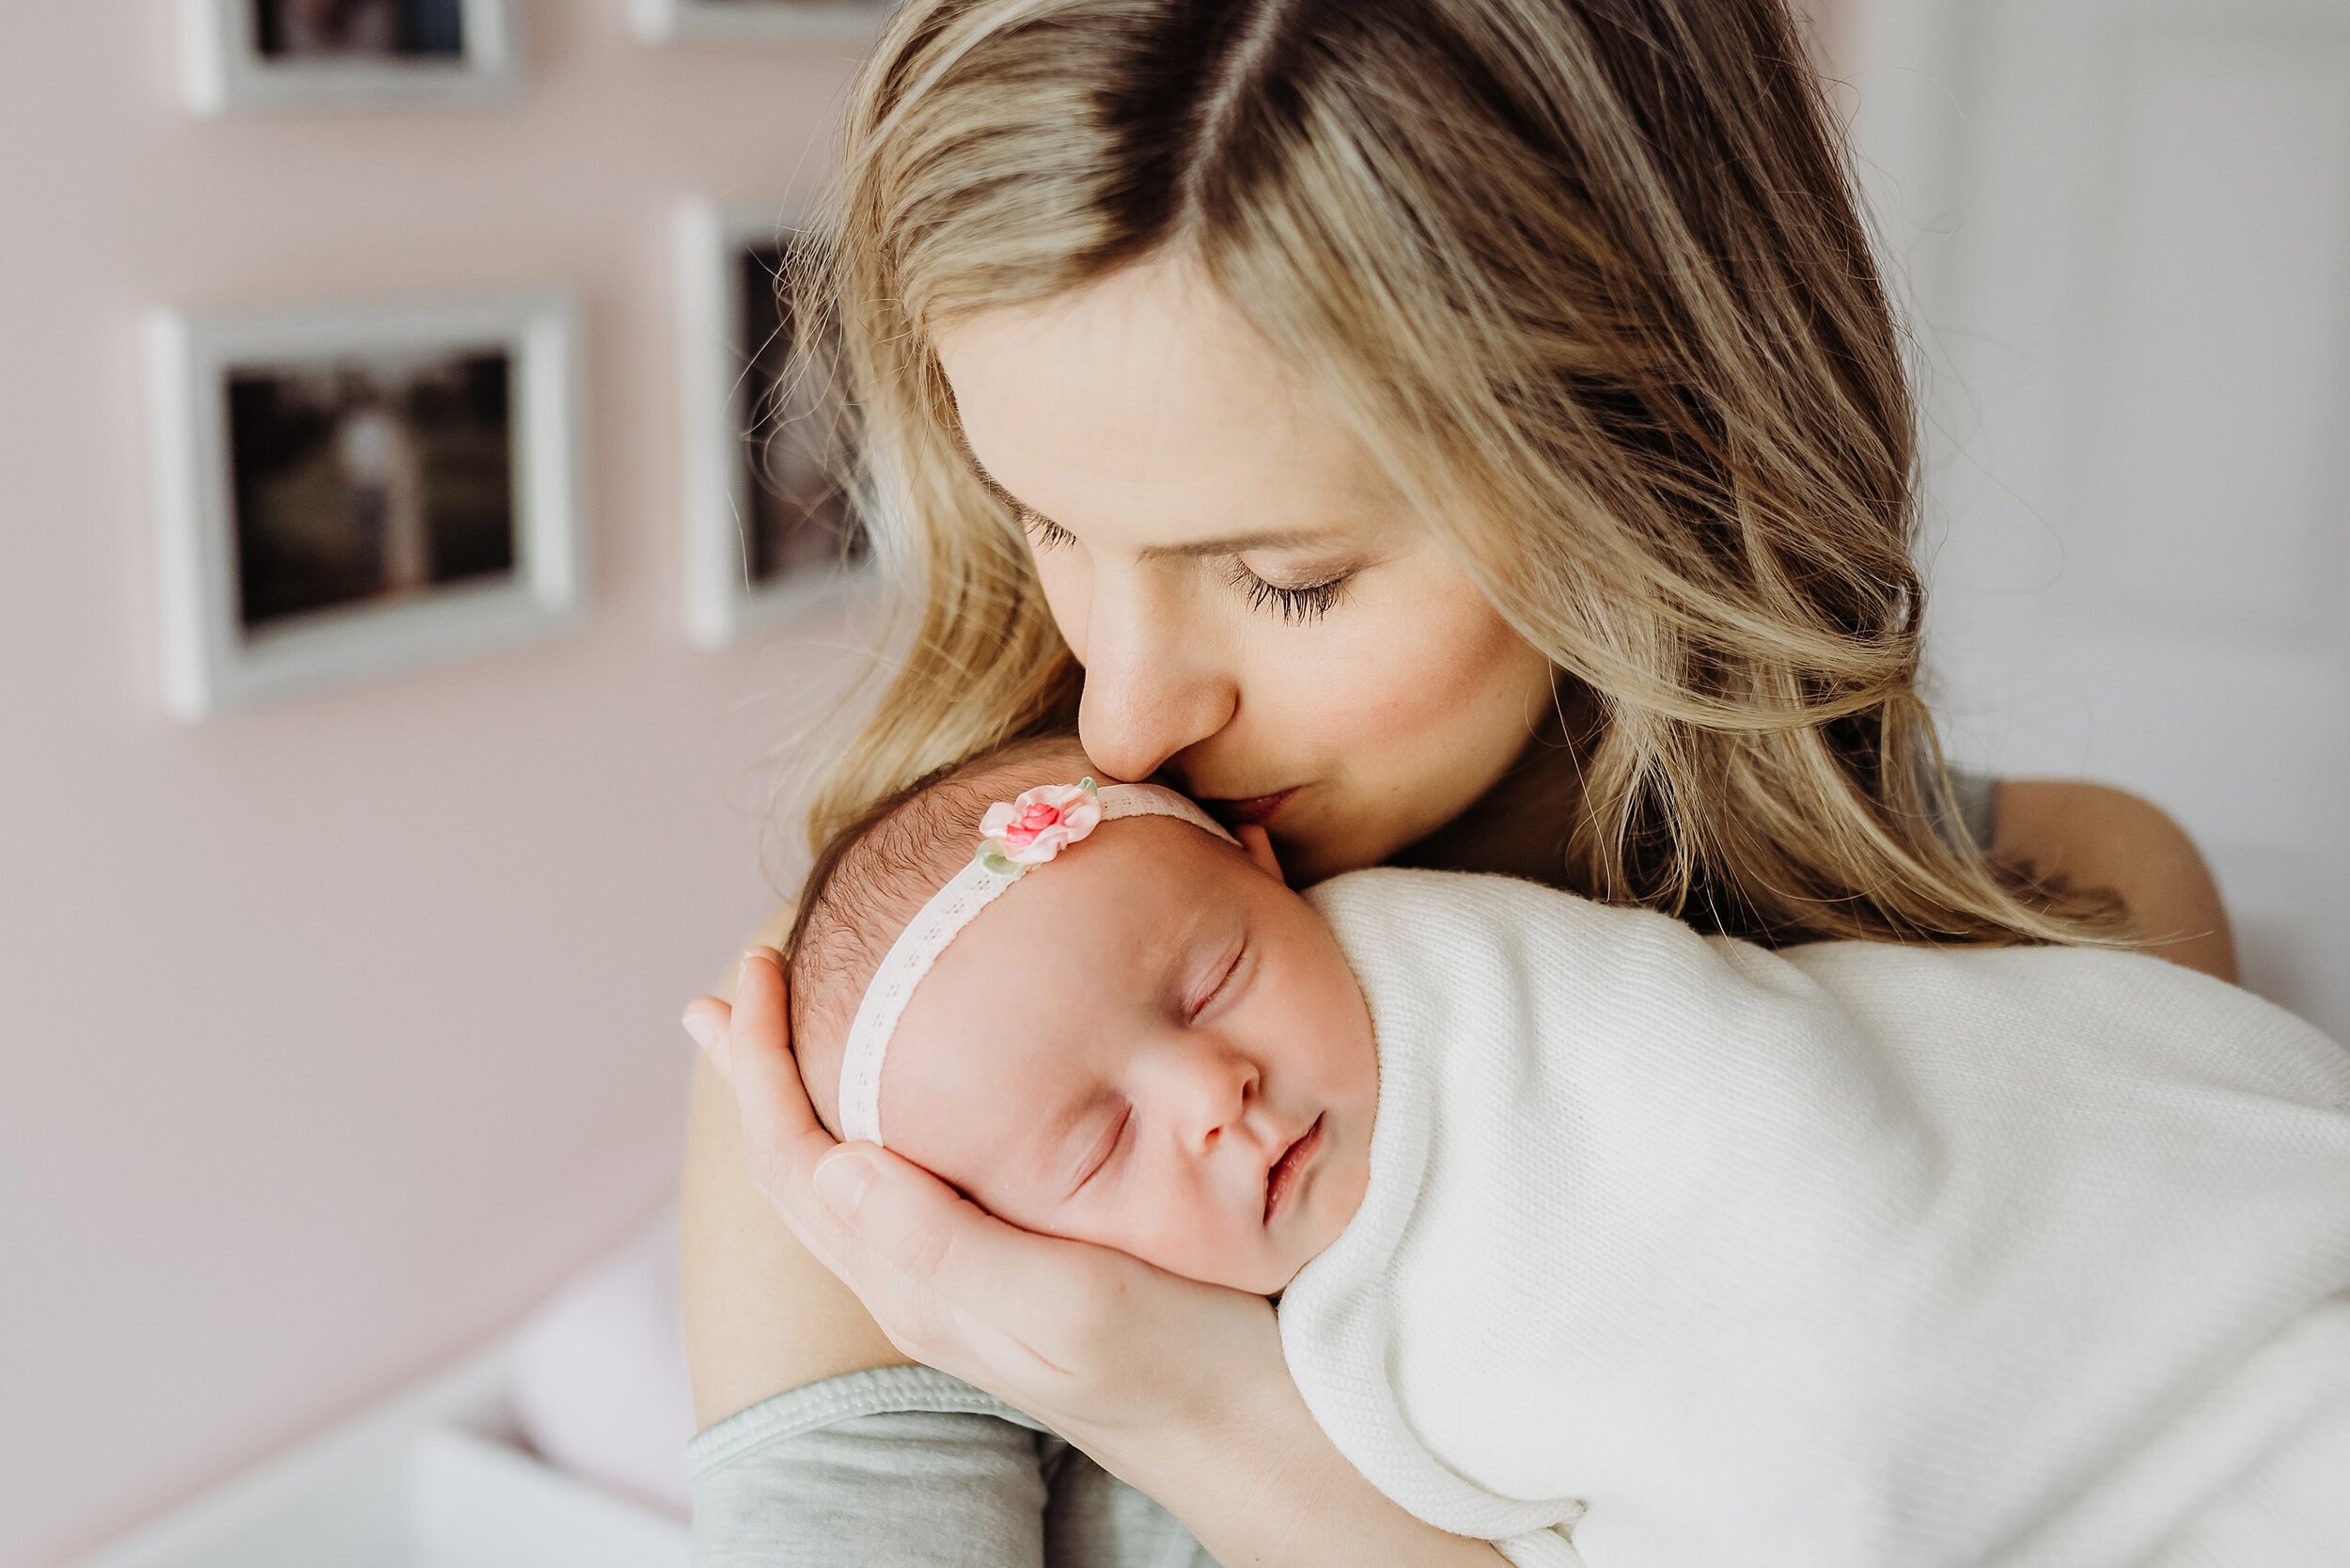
[1183,934,1249,1024]
[1076,1105,1123,1189]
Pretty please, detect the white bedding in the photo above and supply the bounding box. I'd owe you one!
[1281,869,2350,1567]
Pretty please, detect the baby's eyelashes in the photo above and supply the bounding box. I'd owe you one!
[1067,1103,1130,1198]
[1183,937,1248,1023]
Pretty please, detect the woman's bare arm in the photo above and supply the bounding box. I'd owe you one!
[1994,780,2239,984]
[681,910,906,1429]
[682,1058,911,1426]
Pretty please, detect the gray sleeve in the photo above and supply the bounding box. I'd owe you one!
[1946,765,2000,854]
[689,1364,1054,1568]
[687,1363,1216,1568]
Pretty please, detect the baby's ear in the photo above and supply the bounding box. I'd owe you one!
[1234,823,1286,886]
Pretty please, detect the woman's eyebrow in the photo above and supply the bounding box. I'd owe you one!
[1134,529,1336,561]
[962,447,1358,559]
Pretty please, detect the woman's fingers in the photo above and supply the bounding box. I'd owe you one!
[687,948,855,1258]
[820,1144,1160,1382]
[807,1146,1009,1364]
[726,949,831,1180]
[680,996,734,1086]
[838,1145,1280,1440]
[818,1146,1025,1294]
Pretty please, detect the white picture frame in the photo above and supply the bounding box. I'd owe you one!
[629,0,894,47]
[674,198,870,649]
[176,0,521,115]
[146,291,586,719]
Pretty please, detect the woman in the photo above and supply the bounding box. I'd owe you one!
[682,1,2238,1560]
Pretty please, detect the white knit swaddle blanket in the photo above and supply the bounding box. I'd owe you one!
[1281,870,2350,1568]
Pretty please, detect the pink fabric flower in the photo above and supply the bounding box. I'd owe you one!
[979,780,1103,869]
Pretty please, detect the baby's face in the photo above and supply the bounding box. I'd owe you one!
[882,819,1377,1294]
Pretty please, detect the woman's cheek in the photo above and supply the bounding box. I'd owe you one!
[1281,575,1519,742]
[1383,569,1547,732]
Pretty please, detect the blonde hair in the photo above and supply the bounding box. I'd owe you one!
[783,0,2117,947]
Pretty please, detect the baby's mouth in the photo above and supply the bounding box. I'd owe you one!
[1263,1114,1325,1225]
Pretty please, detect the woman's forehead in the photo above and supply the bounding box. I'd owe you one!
[934,260,1404,545]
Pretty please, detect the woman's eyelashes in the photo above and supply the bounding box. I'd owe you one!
[1019,509,1354,625]
[1223,562,1349,624]
[1022,510,1079,551]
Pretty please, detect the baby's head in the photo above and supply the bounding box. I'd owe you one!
[787,737,1376,1294]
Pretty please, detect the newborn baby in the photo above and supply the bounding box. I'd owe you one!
[786,739,2350,1568]
[788,742,1378,1295]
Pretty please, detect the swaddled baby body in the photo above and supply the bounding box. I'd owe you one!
[786,739,2350,1568]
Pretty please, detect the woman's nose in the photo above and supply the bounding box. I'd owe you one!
[1074,580,1237,783]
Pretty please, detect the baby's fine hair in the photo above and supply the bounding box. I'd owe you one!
[784,733,1094,1137]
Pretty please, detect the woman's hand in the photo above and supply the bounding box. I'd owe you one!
[685,947,1510,1565]
[682,946,1284,1448]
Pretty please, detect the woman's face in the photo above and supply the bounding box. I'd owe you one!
[932,257,1557,883]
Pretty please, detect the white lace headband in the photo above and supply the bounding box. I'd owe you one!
[836,777,1238,1148]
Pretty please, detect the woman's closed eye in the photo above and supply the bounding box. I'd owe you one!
[1022,510,1080,552]
[1221,560,1349,624]
[1022,509,1354,625]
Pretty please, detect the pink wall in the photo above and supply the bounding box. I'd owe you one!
[0,6,865,1560]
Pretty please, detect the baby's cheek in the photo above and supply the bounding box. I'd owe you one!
[1112,1191,1260,1290]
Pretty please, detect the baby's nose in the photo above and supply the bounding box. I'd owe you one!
[1174,1048,1260,1149]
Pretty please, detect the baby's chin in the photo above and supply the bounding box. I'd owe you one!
[1058,1217,1324,1299]
[1131,1258,1290,1298]
[1190,1203,1361,1297]
[1229,1228,1348,1296]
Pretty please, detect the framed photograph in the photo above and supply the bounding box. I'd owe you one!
[146,291,585,719]
[674,199,870,649]
[176,0,520,114]
[629,0,895,46]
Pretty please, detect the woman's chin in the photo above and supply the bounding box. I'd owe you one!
[1277,826,1377,886]
[1280,803,1447,886]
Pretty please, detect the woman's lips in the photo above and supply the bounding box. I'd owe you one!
[1264,1114,1325,1225]
[1205,787,1298,827]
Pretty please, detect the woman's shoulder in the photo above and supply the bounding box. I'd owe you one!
[1989,778,2238,983]
[1942,765,1999,854]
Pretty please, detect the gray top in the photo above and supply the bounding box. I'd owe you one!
[688,773,2003,1565]
[1947,767,1999,858]
[689,1364,1214,1566]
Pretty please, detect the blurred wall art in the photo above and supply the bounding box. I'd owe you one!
[146,291,583,716]
[176,0,523,113]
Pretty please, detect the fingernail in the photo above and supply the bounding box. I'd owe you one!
[814,1151,875,1221]
[681,1011,716,1052]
